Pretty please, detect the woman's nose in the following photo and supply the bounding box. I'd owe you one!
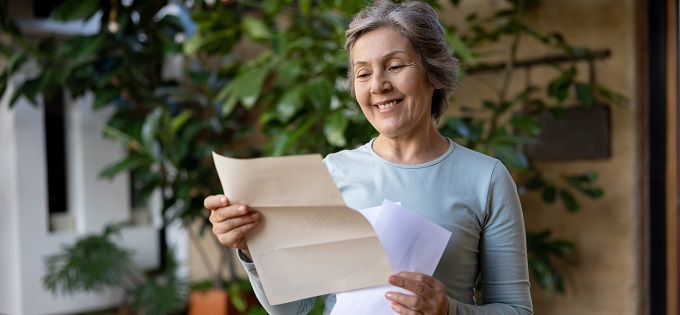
[370,71,391,94]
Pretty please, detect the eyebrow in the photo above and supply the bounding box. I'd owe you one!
[352,50,410,67]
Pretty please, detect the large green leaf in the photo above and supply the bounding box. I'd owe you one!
[547,67,576,102]
[50,0,100,22]
[66,34,109,64]
[490,143,528,170]
[170,110,193,135]
[141,108,164,157]
[559,190,580,212]
[99,155,151,179]
[445,29,476,66]
[574,82,595,106]
[217,66,272,116]
[242,17,271,41]
[323,110,348,147]
[307,78,333,111]
[299,0,313,16]
[183,28,238,55]
[275,86,304,122]
[7,50,28,74]
[94,87,119,109]
[510,115,541,136]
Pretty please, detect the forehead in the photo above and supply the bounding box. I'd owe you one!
[350,28,417,63]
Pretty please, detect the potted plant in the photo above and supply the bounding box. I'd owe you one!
[43,222,187,314]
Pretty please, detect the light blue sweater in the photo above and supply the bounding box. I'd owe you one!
[240,138,533,315]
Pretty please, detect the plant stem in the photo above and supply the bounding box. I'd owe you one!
[185,218,220,288]
[493,4,524,133]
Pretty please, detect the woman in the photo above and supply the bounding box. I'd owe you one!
[205,1,533,314]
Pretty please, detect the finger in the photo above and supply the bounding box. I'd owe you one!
[215,219,261,249]
[389,274,435,296]
[386,291,427,313]
[204,194,229,210]
[209,204,249,223]
[389,302,423,315]
[212,211,261,234]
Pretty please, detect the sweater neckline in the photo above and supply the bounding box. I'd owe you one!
[366,137,456,169]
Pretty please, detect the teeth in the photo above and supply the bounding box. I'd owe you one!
[377,101,398,109]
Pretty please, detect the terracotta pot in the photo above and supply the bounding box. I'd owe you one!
[189,289,229,315]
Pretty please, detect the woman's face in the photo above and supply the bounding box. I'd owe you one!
[350,27,435,139]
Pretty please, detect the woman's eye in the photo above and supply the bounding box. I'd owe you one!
[356,73,369,78]
[389,65,404,71]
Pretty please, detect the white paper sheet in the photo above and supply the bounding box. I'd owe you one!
[331,199,452,315]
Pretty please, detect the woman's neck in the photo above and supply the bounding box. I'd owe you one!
[372,124,449,164]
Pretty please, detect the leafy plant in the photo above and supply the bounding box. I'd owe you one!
[43,223,187,314]
[435,0,627,295]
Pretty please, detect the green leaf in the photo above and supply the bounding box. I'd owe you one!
[242,17,271,41]
[66,34,109,64]
[547,67,576,102]
[99,155,150,179]
[510,116,541,136]
[559,190,580,212]
[263,0,283,15]
[275,86,304,122]
[183,28,238,55]
[141,108,163,155]
[574,83,595,106]
[170,111,193,135]
[51,0,100,22]
[299,0,312,16]
[102,125,140,149]
[525,175,545,190]
[323,110,348,147]
[441,117,482,143]
[7,50,28,74]
[307,78,333,111]
[94,87,119,109]
[594,84,629,106]
[542,186,556,203]
[491,143,528,170]
[0,72,7,99]
[217,66,271,115]
[230,288,248,312]
[445,30,476,66]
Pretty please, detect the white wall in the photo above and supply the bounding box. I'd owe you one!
[0,78,161,314]
[0,76,23,315]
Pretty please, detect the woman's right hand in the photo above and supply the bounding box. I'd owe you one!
[205,194,261,256]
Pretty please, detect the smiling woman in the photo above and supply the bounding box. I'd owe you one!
[351,28,438,155]
[205,1,533,315]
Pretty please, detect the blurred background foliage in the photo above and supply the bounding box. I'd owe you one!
[0,0,627,312]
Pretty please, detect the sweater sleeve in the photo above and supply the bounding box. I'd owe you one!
[449,161,533,315]
[237,250,318,315]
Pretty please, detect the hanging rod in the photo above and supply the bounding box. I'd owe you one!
[464,48,611,74]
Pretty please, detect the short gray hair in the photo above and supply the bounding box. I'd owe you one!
[345,0,459,122]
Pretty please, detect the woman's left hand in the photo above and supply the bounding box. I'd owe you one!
[386,272,449,315]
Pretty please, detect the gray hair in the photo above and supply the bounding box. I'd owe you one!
[344,0,459,122]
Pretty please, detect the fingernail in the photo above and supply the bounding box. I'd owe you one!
[220,197,227,205]
[237,205,246,213]
[251,212,259,219]
[385,292,393,299]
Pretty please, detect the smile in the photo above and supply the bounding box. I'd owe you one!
[376,100,400,110]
